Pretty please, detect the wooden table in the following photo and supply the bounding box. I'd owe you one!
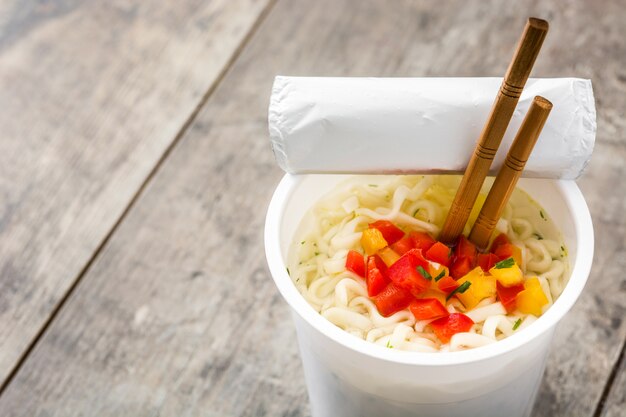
[0,0,624,415]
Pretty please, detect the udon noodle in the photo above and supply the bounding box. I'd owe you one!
[288,175,568,352]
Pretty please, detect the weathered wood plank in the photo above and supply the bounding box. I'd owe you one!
[534,140,626,417]
[528,1,626,413]
[0,0,272,387]
[0,0,624,416]
[601,346,626,417]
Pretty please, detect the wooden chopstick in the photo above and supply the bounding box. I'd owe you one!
[469,96,553,249]
[438,18,549,244]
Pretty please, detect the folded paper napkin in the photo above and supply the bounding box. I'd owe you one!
[268,77,596,179]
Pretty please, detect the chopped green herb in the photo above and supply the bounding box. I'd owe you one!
[540,210,546,220]
[414,208,421,216]
[416,265,432,280]
[301,240,305,245]
[560,245,565,252]
[512,318,522,331]
[386,340,393,349]
[447,281,471,301]
[368,184,378,187]
[286,267,291,276]
[314,252,320,256]
[434,270,446,282]
[532,233,544,240]
[494,257,515,269]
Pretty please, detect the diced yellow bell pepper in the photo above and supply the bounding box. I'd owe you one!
[511,245,523,267]
[456,267,496,310]
[489,262,524,287]
[378,246,400,267]
[516,277,548,316]
[361,228,388,255]
[419,289,447,307]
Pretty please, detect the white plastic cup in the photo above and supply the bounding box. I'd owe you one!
[265,174,593,417]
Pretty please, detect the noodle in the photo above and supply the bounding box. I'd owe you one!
[289,175,569,352]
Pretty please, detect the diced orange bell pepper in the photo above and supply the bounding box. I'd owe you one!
[455,267,496,310]
[516,277,548,316]
[361,228,388,255]
[489,259,524,287]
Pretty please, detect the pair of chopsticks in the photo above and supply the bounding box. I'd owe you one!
[439,17,552,250]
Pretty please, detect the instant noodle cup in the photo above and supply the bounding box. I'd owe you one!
[265,174,593,417]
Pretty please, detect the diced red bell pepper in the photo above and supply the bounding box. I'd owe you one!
[490,233,511,253]
[409,231,436,252]
[477,253,499,272]
[345,250,365,277]
[366,255,389,297]
[494,243,522,266]
[437,276,459,294]
[369,220,405,245]
[409,298,449,321]
[429,313,474,344]
[450,256,473,279]
[455,235,478,260]
[425,241,452,266]
[387,249,431,297]
[494,243,513,260]
[496,281,525,313]
[372,283,414,317]
[390,236,413,256]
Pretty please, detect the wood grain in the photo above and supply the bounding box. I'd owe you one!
[601,347,626,417]
[0,0,624,416]
[469,96,552,249]
[0,0,272,387]
[440,17,548,243]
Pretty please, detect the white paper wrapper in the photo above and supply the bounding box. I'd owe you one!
[268,77,596,179]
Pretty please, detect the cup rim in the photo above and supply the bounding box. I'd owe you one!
[264,174,594,366]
